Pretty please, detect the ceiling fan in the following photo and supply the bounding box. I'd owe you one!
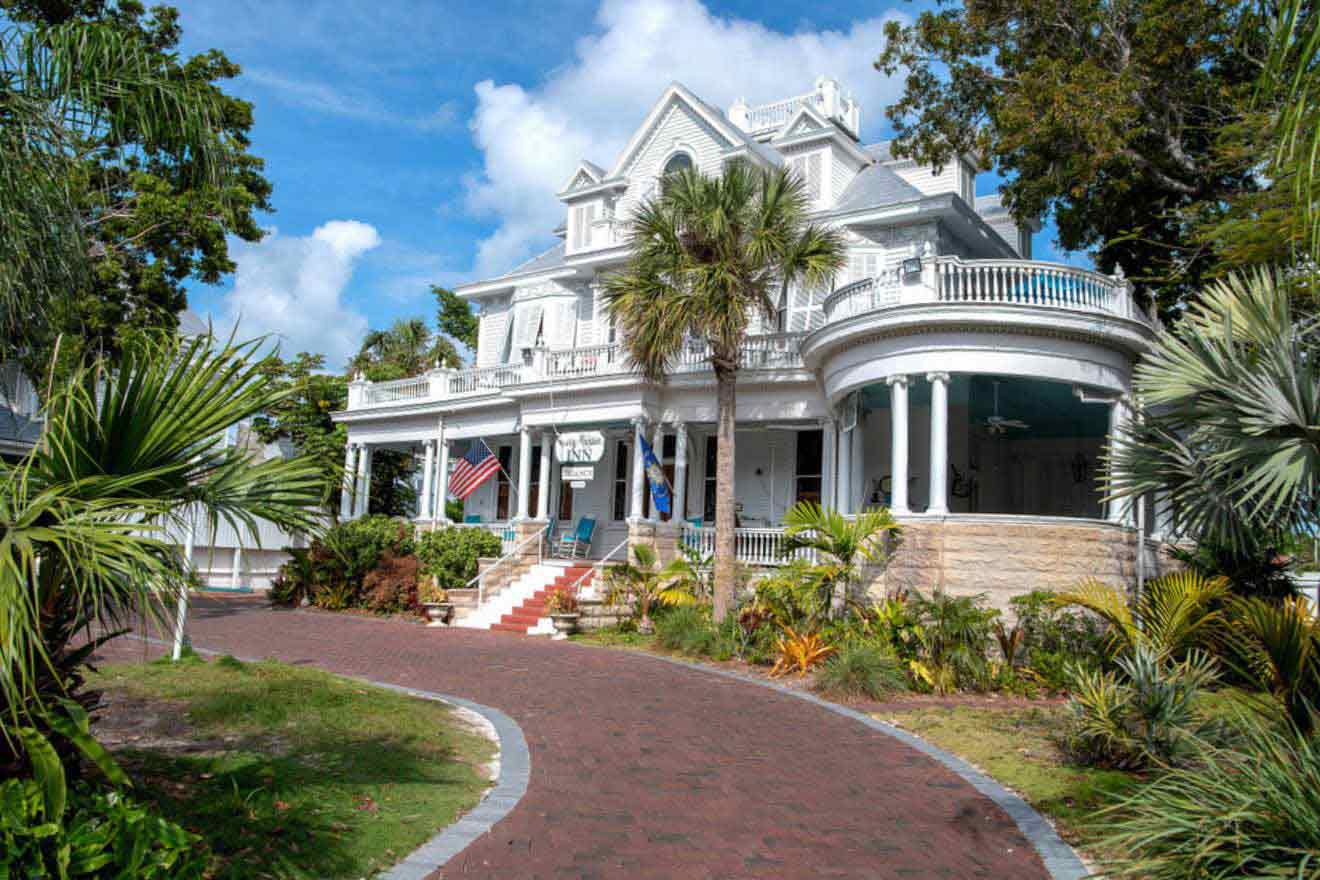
[985,380,1030,435]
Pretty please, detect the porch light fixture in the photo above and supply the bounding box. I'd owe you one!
[901,256,922,276]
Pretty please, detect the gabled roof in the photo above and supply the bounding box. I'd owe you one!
[771,103,832,142]
[830,163,925,214]
[607,81,780,179]
[559,159,607,194]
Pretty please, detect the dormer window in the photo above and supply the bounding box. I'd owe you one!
[663,152,693,178]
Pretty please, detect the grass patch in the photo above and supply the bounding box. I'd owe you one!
[570,625,657,649]
[88,653,495,880]
[883,703,1139,852]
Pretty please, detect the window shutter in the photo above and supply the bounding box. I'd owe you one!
[806,153,822,201]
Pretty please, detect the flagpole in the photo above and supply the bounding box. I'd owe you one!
[478,436,521,501]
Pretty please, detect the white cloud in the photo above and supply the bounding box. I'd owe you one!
[214,220,380,367]
[246,68,458,131]
[465,0,909,276]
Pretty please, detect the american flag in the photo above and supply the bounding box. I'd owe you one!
[449,439,499,500]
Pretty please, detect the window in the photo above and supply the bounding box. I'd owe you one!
[788,152,822,201]
[703,436,718,522]
[571,203,597,250]
[495,445,513,520]
[612,440,630,521]
[662,152,693,178]
[794,429,824,505]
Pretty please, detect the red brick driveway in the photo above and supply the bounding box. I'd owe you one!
[107,597,1056,879]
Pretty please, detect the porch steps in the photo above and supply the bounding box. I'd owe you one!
[489,564,594,636]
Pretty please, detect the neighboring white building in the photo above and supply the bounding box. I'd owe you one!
[334,77,1166,612]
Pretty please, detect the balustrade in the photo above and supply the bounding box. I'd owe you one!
[681,524,814,566]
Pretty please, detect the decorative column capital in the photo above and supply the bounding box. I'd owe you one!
[885,374,908,388]
[925,371,950,384]
[630,416,648,433]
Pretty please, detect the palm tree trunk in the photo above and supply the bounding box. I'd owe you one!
[713,370,737,622]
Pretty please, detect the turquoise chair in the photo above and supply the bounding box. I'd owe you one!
[463,514,482,524]
[556,517,596,559]
[682,516,703,548]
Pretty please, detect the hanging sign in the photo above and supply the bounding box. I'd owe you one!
[554,431,606,463]
[570,480,587,489]
[561,465,595,482]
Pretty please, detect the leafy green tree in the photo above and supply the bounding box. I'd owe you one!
[348,317,460,379]
[604,161,844,621]
[2,1,272,383]
[876,0,1276,314]
[434,285,478,354]
[252,352,349,514]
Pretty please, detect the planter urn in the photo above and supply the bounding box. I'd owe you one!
[550,612,580,640]
[423,602,454,627]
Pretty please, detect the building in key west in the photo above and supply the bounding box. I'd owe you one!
[333,77,1167,626]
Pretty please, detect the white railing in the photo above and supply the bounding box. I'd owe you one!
[934,257,1139,320]
[544,343,630,379]
[447,363,524,396]
[743,92,824,132]
[454,521,515,554]
[822,270,904,321]
[365,375,430,406]
[681,524,815,566]
[673,333,806,373]
[464,523,546,606]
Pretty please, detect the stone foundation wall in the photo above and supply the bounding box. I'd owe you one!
[872,517,1177,611]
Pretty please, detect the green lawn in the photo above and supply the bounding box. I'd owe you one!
[89,653,496,880]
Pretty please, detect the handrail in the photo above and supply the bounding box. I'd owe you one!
[564,536,629,599]
[464,523,547,606]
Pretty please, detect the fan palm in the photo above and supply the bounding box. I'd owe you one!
[782,501,899,615]
[1105,269,1320,549]
[602,544,700,634]
[1055,571,1228,660]
[0,20,232,363]
[603,161,845,621]
[0,334,324,785]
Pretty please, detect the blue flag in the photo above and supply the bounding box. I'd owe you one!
[639,434,672,515]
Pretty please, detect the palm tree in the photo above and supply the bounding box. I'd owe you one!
[604,161,845,621]
[602,544,700,634]
[1,20,232,365]
[782,501,899,615]
[0,335,324,789]
[1105,270,1320,550]
[1262,0,1319,257]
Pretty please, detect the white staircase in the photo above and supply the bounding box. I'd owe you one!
[451,562,571,633]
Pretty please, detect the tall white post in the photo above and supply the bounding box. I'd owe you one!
[1107,399,1131,524]
[629,417,646,521]
[927,372,950,515]
[821,419,836,512]
[888,375,910,514]
[516,426,533,520]
[353,444,371,518]
[1152,490,1172,541]
[673,422,688,521]
[171,512,196,661]
[340,444,357,520]
[230,544,243,590]
[649,422,664,522]
[434,434,451,524]
[419,440,435,521]
[536,431,553,520]
[836,426,853,515]
[852,417,865,510]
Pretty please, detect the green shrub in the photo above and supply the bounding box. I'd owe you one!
[812,643,907,701]
[751,560,829,630]
[1009,590,1109,661]
[416,526,501,591]
[1059,645,1220,769]
[1096,712,1320,879]
[363,551,421,613]
[323,515,414,583]
[269,547,315,606]
[904,590,999,694]
[0,779,208,879]
[655,607,723,657]
[274,516,414,610]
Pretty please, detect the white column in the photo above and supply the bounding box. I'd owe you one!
[340,444,357,520]
[516,426,533,520]
[434,434,451,524]
[821,419,836,512]
[1107,399,1132,524]
[887,375,910,514]
[353,444,372,518]
[1151,491,1172,541]
[419,440,435,520]
[536,431,553,520]
[852,417,865,510]
[649,422,664,522]
[836,426,853,514]
[230,545,243,590]
[171,513,196,661]
[673,422,688,521]
[927,372,949,515]
[629,417,646,521]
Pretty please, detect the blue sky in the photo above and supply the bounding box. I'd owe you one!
[169,0,1084,368]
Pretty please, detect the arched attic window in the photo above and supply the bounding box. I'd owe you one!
[661,152,693,193]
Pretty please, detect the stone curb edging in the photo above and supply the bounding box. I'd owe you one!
[113,635,531,880]
[617,650,1090,880]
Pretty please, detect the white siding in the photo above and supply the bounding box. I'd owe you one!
[828,144,862,204]
[891,158,960,197]
[616,99,733,221]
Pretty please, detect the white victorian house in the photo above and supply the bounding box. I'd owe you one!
[333,77,1166,623]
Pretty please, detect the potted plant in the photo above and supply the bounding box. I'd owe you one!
[545,588,580,639]
[419,577,453,626]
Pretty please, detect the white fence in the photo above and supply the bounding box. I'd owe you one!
[447,364,524,396]
[934,257,1140,320]
[364,375,430,406]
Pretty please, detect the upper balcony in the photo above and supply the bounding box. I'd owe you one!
[345,333,808,412]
